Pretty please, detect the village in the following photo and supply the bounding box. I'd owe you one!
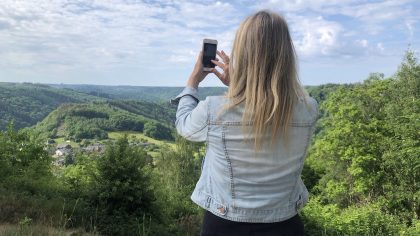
[45,136,155,166]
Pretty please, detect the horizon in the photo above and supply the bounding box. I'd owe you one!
[0,80,356,88]
[0,0,419,86]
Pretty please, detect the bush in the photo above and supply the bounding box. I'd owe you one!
[0,124,51,193]
[144,121,173,140]
[89,136,159,235]
[301,197,415,235]
[152,137,204,235]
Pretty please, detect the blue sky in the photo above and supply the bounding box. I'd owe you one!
[0,0,418,86]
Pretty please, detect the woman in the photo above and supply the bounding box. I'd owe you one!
[171,10,318,236]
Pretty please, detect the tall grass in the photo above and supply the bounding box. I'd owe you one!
[0,223,98,236]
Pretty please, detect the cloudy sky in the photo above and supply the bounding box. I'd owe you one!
[0,0,418,86]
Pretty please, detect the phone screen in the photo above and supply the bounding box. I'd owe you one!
[203,43,217,68]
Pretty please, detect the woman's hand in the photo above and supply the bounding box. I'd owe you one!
[187,51,210,89]
[211,50,230,86]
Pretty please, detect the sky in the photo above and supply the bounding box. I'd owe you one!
[0,0,419,87]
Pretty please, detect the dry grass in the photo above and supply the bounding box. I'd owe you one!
[0,192,98,236]
[0,224,98,236]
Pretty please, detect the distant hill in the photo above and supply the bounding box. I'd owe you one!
[32,100,175,141]
[0,82,226,131]
[0,82,105,130]
[305,83,353,103]
[0,82,345,131]
[50,84,350,104]
[48,84,228,102]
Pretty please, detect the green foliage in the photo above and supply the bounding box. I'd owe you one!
[32,102,170,141]
[305,83,353,104]
[301,197,412,235]
[305,50,419,227]
[109,100,176,125]
[51,84,227,102]
[144,121,174,140]
[1,51,418,235]
[0,82,104,130]
[0,124,52,193]
[89,136,159,235]
[152,136,204,235]
[62,154,98,193]
[0,125,91,230]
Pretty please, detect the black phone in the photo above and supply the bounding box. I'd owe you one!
[202,39,218,71]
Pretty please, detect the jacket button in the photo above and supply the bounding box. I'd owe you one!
[217,207,226,215]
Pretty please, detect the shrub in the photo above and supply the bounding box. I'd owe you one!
[89,136,159,235]
[301,197,412,235]
[144,121,173,140]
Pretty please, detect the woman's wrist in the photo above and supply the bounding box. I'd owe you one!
[187,76,199,89]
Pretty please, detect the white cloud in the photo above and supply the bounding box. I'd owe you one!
[405,20,416,40]
[289,15,343,57]
[0,0,418,85]
[329,0,417,35]
[356,39,368,48]
[254,0,356,13]
[377,43,385,52]
[0,0,240,72]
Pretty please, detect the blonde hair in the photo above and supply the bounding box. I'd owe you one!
[226,10,307,150]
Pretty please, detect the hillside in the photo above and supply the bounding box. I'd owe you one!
[2,52,419,235]
[49,84,228,102]
[0,82,105,130]
[51,83,349,104]
[0,82,228,131]
[1,82,344,132]
[32,100,175,141]
[305,83,353,103]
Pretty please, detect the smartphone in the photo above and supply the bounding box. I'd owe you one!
[202,39,218,72]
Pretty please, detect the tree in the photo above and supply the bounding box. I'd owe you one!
[144,121,174,140]
[90,136,158,235]
[305,51,420,224]
[152,136,204,235]
[0,123,51,191]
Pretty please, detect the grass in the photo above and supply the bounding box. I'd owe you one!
[53,137,80,148]
[0,190,98,236]
[52,131,175,150]
[50,132,174,159]
[108,131,175,149]
[0,224,98,236]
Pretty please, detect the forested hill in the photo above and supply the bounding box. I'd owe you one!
[0,83,226,131]
[49,84,228,102]
[51,83,348,104]
[0,82,344,131]
[0,82,105,130]
[32,100,174,141]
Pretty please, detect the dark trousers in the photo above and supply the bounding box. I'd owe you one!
[200,211,304,236]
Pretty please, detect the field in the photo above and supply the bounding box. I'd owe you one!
[109,131,176,157]
[53,137,81,148]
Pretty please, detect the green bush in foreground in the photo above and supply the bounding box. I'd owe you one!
[301,197,419,235]
[89,136,161,235]
[152,137,204,235]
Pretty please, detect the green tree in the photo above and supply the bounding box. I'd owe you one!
[305,51,420,226]
[152,137,204,235]
[90,136,158,235]
[144,121,174,140]
[0,123,51,192]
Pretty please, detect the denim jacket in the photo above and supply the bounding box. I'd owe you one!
[171,86,318,223]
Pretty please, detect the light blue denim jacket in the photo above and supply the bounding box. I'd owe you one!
[171,86,318,223]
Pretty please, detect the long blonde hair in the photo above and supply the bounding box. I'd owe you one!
[226,10,306,150]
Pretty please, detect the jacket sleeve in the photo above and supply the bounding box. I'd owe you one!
[170,86,208,142]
